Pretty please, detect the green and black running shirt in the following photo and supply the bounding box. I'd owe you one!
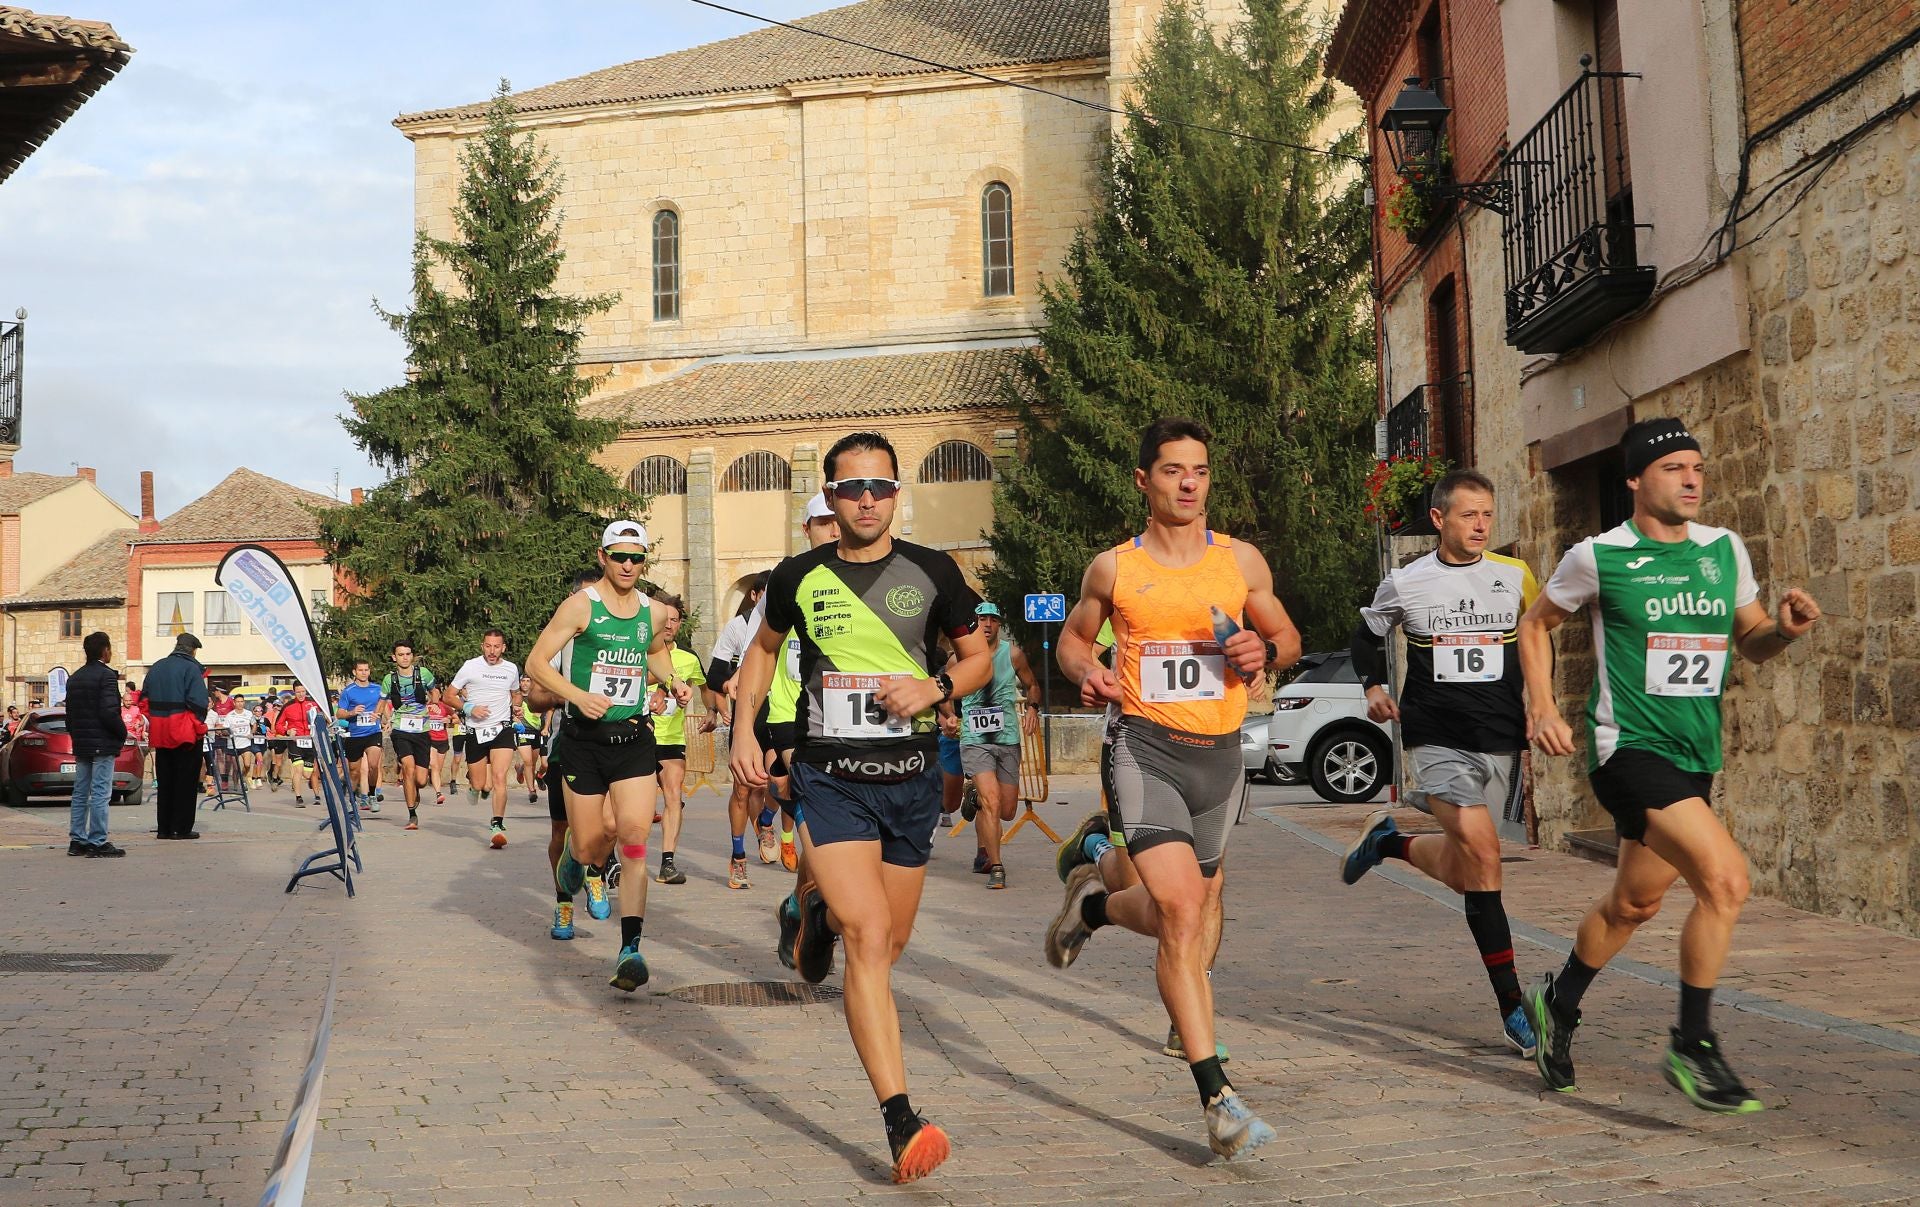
[1541,520,1758,775]
[560,587,655,725]
[762,540,980,765]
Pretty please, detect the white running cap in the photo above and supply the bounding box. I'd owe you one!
[600,520,649,550]
[804,494,835,523]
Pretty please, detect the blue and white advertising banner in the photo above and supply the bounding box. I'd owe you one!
[214,544,332,716]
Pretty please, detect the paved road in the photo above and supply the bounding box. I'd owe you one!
[0,779,1916,1205]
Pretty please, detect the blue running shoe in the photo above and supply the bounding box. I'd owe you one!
[1504,1005,1537,1058]
[550,901,574,941]
[610,943,649,992]
[1205,1092,1276,1161]
[582,869,611,920]
[776,894,800,971]
[1340,809,1397,885]
[554,829,586,897]
[1056,811,1111,884]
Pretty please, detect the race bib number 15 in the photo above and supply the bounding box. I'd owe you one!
[821,673,912,739]
[1646,633,1728,697]
[1140,642,1227,703]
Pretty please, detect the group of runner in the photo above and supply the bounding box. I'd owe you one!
[278,411,1817,1184]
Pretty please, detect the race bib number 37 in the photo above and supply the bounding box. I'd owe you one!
[821,673,912,740]
[1140,642,1227,703]
[590,661,646,705]
[1646,633,1728,697]
[1433,633,1504,682]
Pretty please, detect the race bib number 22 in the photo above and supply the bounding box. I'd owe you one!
[1646,633,1728,697]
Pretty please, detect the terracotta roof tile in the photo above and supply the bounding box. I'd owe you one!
[1,526,133,606]
[396,0,1107,127]
[0,470,83,514]
[0,6,134,184]
[134,467,340,546]
[584,346,1022,430]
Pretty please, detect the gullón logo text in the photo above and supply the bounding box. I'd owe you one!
[1644,593,1729,623]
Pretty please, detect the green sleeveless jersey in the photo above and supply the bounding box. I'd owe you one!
[562,588,654,724]
[768,626,804,725]
[1541,521,1757,774]
[960,639,1020,747]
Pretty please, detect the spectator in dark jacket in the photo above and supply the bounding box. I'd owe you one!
[66,632,128,858]
[144,633,210,840]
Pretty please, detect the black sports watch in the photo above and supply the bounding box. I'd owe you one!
[933,672,955,703]
[1262,639,1278,667]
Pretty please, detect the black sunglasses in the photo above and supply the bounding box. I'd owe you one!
[825,477,902,502]
[603,550,646,565]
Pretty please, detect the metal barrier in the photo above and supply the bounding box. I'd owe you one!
[285,727,362,896]
[257,959,338,1207]
[948,723,1060,843]
[682,713,725,796]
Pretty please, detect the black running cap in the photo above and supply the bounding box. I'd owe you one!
[1622,418,1701,480]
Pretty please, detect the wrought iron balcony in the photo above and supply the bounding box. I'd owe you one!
[1384,379,1470,464]
[0,313,20,447]
[1501,69,1654,354]
[1385,385,1430,459]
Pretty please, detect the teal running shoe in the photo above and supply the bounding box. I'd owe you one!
[1504,1005,1537,1058]
[610,943,649,993]
[554,830,586,897]
[550,901,574,941]
[1340,809,1397,885]
[582,869,611,920]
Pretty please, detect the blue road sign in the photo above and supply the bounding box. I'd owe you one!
[1024,593,1067,624]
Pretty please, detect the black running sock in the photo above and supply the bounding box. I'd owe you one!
[880,1093,916,1135]
[621,916,644,947]
[1463,891,1524,1015]
[1381,833,1415,862]
[1080,890,1110,930]
[660,851,676,864]
[1551,951,1601,1019]
[1190,1055,1232,1107]
[1678,982,1714,1044]
[584,863,603,877]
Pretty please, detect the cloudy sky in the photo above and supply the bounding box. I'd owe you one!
[1,0,818,519]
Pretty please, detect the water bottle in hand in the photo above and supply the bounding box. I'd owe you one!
[1210,606,1258,685]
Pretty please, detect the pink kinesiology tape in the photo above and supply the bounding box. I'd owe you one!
[621,842,647,861]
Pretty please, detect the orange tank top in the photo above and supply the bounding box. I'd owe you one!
[1110,530,1249,735]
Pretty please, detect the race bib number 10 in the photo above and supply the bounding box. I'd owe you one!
[1433,633,1504,682]
[821,673,912,739]
[1646,633,1728,697]
[1140,642,1227,703]
[590,661,646,705]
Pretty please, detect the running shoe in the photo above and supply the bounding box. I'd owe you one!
[960,785,978,823]
[795,888,838,984]
[610,943,649,993]
[1664,1029,1764,1114]
[582,868,611,920]
[405,812,419,831]
[780,834,798,872]
[1204,1093,1276,1161]
[1339,809,1396,885]
[1504,1005,1538,1058]
[776,893,800,971]
[971,850,991,875]
[654,857,686,885]
[1521,973,1578,1092]
[938,811,954,829]
[1056,811,1111,884]
[365,797,381,814]
[888,1116,950,1185]
[1045,863,1103,968]
[1163,1026,1230,1064]
[554,830,586,896]
[728,856,751,890]
[293,795,306,808]
[435,791,445,805]
[550,902,574,940]
[757,823,778,865]
[985,864,1007,890]
[489,821,507,849]
[527,789,537,804]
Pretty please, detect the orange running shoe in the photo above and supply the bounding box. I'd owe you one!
[889,1119,950,1184]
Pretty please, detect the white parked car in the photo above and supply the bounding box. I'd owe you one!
[1262,650,1393,803]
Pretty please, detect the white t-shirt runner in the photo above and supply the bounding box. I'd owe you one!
[452,656,520,743]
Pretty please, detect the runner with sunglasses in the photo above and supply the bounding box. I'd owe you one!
[732,433,990,1184]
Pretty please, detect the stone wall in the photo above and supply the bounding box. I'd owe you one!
[5,605,129,707]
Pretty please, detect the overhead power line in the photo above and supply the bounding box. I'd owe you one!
[681,0,1366,162]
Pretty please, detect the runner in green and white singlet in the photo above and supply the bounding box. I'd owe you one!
[1518,418,1820,1114]
[529,521,690,994]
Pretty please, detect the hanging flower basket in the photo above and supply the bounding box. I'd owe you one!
[1381,139,1453,239]
[1364,449,1449,536]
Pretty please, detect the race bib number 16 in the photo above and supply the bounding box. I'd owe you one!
[1646,633,1728,697]
[1433,633,1504,682]
[821,673,912,739]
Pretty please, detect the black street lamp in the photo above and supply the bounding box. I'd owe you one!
[1378,77,1510,215]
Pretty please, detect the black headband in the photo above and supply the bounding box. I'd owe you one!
[1622,419,1701,480]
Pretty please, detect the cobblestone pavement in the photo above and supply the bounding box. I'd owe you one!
[1,779,1917,1205]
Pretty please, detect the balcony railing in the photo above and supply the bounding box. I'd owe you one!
[1501,70,1655,354]
[1384,379,1471,464]
[0,314,20,447]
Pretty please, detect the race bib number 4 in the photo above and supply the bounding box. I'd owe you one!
[821,673,913,740]
[1140,642,1227,703]
[393,715,426,733]
[966,708,1005,736]
[1433,633,1504,682]
[1647,633,1728,697]
[590,661,646,706]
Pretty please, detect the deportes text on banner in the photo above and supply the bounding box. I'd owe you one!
[214,544,332,715]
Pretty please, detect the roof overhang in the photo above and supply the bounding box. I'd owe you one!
[1325,0,1411,100]
[0,7,133,185]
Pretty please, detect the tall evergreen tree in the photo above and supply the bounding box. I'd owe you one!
[317,84,637,673]
[985,0,1376,650]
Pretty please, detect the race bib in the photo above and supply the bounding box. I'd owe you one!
[656,692,681,718]
[1646,633,1728,697]
[821,673,913,740]
[1140,642,1227,703]
[294,737,313,750]
[1433,633,1504,682]
[966,707,1005,736]
[589,660,647,706]
[471,721,504,744]
[393,715,426,733]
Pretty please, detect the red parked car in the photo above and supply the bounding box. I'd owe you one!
[0,709,145,807]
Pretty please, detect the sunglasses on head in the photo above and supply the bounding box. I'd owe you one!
[825,477,902,502]
[603,549,647,565]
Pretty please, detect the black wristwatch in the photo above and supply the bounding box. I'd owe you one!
[933,672,954,703]
[1262,639,1278,666]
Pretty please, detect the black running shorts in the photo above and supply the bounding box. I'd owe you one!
[342,733,382,762]
[464,725,516,763]
[555,732,656,796]
[793,760,940,868]
[1588,747,1713,844]
[654,743,686,763]
[391,730,432,766]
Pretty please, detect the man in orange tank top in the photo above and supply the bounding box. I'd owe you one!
[1047,417,1302,1161]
